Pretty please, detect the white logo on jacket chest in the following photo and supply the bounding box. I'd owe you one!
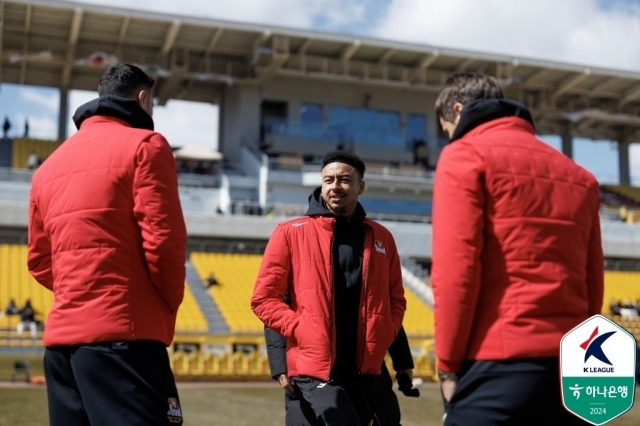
[374,240,386,257]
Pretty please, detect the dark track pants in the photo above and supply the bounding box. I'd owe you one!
[291,367,378,426]
[285,364,402,426]
[374,363,401,426]
[44,340,183,426]
[443,358,589,426]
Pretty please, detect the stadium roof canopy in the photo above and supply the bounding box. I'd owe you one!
[2,0,640,143]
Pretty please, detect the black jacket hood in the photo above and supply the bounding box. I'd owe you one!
[450,98,534,142]
[72,95,154,131]
[305,187,366,219]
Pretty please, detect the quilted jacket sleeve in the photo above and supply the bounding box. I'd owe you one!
[586,186,604,316]
[432,141,485,373]
[27,190,54,291]
[133,133,187,315]
[251,225,300,338]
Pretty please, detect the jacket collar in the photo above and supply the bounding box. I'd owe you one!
[305,187,367,233]
[72,95,154,131]
[450,99,534,142]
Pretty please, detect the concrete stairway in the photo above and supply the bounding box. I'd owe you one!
[185,260,229,334]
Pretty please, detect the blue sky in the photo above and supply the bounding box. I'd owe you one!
[1,0,639,183]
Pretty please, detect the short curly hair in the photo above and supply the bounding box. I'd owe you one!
[435,72,504,122]
[322,150,366,179]
[98,64,155,98]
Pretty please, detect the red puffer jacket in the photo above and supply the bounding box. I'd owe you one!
[28,96,187,347]
[251,211,406,381]
[432,99,604,373]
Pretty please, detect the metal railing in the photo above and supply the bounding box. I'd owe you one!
[177,173,220,188]
[0,167,34,183]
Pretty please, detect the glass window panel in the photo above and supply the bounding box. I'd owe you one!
[300,103,323,139]
[406,114,426,144]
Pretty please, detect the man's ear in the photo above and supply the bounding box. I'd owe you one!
[358,179,365,196]
[453,102,464,124]
[137,90,148,105]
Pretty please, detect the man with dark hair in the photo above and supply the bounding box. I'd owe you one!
[252,150,406,426]
[28,64,186,425]
[432,72,602,425]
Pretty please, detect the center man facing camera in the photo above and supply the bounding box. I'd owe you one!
[252,150,406,426]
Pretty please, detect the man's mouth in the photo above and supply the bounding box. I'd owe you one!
[329,194,344,203]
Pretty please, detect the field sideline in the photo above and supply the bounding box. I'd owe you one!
[0,355,638,425]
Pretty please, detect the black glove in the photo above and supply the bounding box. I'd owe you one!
[396,372,420,398]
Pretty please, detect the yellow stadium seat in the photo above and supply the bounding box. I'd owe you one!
[190,251,435,337]
[175,282,208,333]
[0,245,53,345]
[402,287,434,337]
[602,271,640,313]
[190,252,264,334]
[11,138,62,169]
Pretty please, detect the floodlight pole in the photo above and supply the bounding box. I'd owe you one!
[58,88,68,141]
[618,141,631,185]
[561,122,573,159]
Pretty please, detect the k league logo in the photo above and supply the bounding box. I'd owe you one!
[580,327,616,373]
[560,315,637,425]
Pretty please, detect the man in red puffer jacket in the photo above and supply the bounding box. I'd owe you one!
[28,64,186,426]
[252,150,406,426]
[432,72,602,426]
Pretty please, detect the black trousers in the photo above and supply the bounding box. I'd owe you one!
[444,358,589,426]
[289,366,378,426]
[374,363,402,426]
[285,365,405,426]
[44,340,183,426]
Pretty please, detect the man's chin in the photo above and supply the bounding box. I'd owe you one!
[328,204,350,216]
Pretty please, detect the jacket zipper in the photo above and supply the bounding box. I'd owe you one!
[358,225,371,374]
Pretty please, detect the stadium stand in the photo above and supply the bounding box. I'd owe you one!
[0,245,209,344]
[176,282,209,333]
[189,251,436,336]
[0,244,52,328]
[190,252,264,334]
[602,185,640,205]
[402,288,434,337]
[10,138,62,170]
[168,336,437,379]
[603,271,640,342]
[603,271,640,310]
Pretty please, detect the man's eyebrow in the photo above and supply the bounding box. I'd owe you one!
[323,172,352,177]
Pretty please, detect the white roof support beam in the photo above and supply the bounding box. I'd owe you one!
[591,77,617,94]
[525,68,552,84]
[298,38,313,54]
[255,36,289,84]
[378,48,396,64]
[553,71,590,99]
[115,16,130,54]
[456,58,476,72]
[19,3,32,84]
[0,2,3,82]
[416,51,439,70]
[252,30,272,52]
[340,40,360,61]
[161,20,181,56]
[619,83,640,106]
[61,8,83,88]
[157,67,186,106]
[206,28,224,53]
